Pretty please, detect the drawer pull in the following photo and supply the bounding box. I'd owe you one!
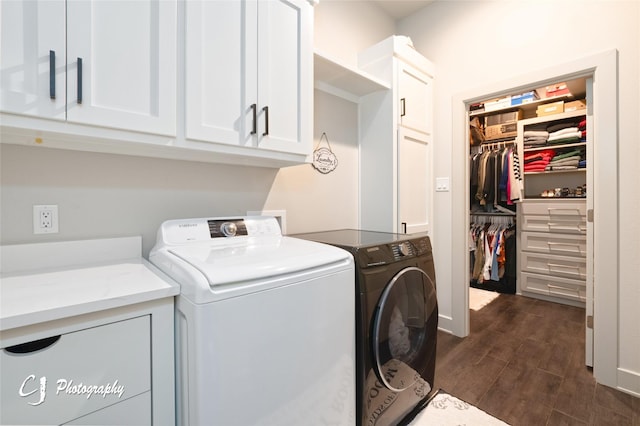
[4,335,61,354]
[548,222,586,232]
[547,284,585,300]
[546,241,583,253]
[547,207,582,214]
[547,263,582,277]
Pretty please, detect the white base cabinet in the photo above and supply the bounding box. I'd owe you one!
[1,316,151,425]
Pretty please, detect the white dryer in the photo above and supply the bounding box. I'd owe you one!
[149,216,355,426]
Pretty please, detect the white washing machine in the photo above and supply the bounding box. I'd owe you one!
[149,216,356,426]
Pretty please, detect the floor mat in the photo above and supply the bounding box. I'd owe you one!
[408,390,509,425]
[469,287,500,311]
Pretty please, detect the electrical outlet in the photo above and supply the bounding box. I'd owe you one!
[33,205,59,234]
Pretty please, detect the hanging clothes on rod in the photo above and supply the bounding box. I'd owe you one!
[470,142,522,214]
[469,214,516,294]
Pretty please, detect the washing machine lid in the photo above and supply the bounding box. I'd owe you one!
[167,236,349,287]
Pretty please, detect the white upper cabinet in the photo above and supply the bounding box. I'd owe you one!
[0,0,176,136]
[66,0,177,136]
[0,0,66,119]
[185,0,312,156]
[398,62,432,136]
[0,0,312,167]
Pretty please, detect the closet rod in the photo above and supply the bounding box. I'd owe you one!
[481,139,516,150]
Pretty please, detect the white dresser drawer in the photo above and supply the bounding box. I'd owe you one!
[521,272,586,303]
[520,214,586,234]
[1,316,150,425]
[521,231,586,257]
[521,252,586,281]
[65,391,151,425]
[520,200,586,216]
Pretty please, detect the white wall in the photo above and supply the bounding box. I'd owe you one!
[0,90,360,257]
[314,0,395,67]
[264,89,360,233]
[398,0,640,394]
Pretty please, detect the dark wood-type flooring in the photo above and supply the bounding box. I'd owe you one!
[434,293,640,425]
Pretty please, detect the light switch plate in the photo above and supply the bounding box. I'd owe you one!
[436,177,450,192]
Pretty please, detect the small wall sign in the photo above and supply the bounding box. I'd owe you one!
[312,132,338,174]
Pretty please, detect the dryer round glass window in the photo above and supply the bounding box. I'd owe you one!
[372,266,437,392]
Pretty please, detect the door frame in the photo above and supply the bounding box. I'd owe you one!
[449,49,618,388]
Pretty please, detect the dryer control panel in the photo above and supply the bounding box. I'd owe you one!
[391,241,416,260]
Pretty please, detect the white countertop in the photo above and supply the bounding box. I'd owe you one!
[0,237,179,332]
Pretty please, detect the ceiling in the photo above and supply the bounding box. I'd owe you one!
[371,0,436,20]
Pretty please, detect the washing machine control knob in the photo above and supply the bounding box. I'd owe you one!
[399,242,411,256]
[221,221,238,237]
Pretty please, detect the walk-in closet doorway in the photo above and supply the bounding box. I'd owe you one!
[449,50,619,389]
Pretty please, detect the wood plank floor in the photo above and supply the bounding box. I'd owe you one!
[434,293,640,425]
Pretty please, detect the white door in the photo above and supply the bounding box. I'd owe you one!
[256,0,312,155]
[398,127,431,234]
[0,0,66,119]
[398,62,432,135]
[185,0,257,147]
[66,0,176,136]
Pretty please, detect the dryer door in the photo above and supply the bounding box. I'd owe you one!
[372,266,437,392]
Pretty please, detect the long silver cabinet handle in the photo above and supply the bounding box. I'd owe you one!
[49,50,56,99]
[262,106,269,136]
[77,57,83,104]
[250,104,257,135]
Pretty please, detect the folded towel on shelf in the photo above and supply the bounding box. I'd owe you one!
[549,127,579,137]
[579,159,587,168]
[524,164,549,172]
[548,158,580,167]
[548,130,583,142]
[547,120,582,133]
[524,130,549,138]
[523,149,555,161]
[553,149,582,159]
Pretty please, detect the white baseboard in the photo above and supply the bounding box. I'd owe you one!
[437,314,454,334]
[617,367,640,397]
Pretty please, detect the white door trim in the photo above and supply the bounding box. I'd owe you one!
[450,49,619,389]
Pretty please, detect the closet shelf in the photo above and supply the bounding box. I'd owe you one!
[524,142,586,153]
[470,93,578,118]
[314,50,390,101]
[524,168,586,176]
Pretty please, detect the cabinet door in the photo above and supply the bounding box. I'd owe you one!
[0,0,66,119]
[185,0,256,146]
[66,0,176,136]
[256,0,312,155]
[398,127,431,234]
[398,62,432,135]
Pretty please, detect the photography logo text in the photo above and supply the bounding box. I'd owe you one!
[19,375,124,406]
